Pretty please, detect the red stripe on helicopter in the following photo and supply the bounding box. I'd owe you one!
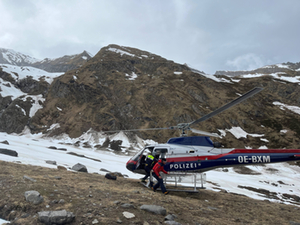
[166,149,300,162]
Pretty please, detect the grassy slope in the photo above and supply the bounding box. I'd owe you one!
[0,160,300,225]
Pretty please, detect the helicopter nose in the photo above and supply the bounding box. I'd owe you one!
[126,160,136,171]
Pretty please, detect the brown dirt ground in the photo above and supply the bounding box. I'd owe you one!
[0,160,300,225]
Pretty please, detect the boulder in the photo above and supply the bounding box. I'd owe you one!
[105,172,117,180]
[23,175,37,182]
[165,214,177,221]
[71,163,88,172]
[140,205,167,216]
[38,210,75,225]
[122,211,135,219]
[24,190,43,204]
[0,140,9,145]
[45,160,57,165]
[0,148,18,157]
[164,221,182,225]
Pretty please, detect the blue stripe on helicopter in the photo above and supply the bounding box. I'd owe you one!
[167,136,214,147]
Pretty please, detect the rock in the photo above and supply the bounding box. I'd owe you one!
[165,214,177,221]
[111,172,124,177]
[71,163,88,172]
[140,205,167,216]
[67,152,85,157]
[100,168,111,173]
[24,190,44,204]
[207,206,218,211]
[0,140,9,145]
[110,140,122,151]
[92,219,99,224]
[121,203,135,208]
[164,221,182,225]
[23,175,37,182]
[21,213,30,218]
[38,210,75,225]
[290,221,300,225]
[122,211,135,219]
[0,148,18,157]
[57,165,67,170]
[105,173,117,180]
[45,160,57,165]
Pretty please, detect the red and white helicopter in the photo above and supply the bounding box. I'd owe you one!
[125,87,300,176]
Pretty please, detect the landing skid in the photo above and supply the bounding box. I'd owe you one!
[146,172,206,193]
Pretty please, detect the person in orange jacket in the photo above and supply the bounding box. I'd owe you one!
[152,158,170,195]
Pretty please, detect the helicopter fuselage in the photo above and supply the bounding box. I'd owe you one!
[126,136,300,174]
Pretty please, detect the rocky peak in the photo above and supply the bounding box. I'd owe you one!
[32,51,93,73]
[0,48,40,66]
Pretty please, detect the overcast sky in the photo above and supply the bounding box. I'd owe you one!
[0,0,299,74]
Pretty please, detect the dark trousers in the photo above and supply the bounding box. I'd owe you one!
[153,173,167,193]
[142,167,151,180]
[142,167,154,187]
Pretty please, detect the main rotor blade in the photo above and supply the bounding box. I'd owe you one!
[189,87,263,126]
[190,128,220,137]
[103,127,170,133]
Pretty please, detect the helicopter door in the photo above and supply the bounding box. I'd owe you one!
[136,147,152,170]
[153,148,168,159]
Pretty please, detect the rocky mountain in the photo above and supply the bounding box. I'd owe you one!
[32,51,93,72]
[215,62,300,77]
[0,44,300,150]
[0,48,40,66]
[0,47,92,72]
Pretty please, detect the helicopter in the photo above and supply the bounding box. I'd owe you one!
[124,87,300,176]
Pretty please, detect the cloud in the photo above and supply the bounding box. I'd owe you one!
[226,53,265,71]
[0,0,300,74]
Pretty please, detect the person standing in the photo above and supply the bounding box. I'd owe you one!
[140,153,158,187]
[152,158,170,195]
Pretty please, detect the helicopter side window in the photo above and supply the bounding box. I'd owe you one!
[153,148,168,159]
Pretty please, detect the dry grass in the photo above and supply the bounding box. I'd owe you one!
[1,160,300,225]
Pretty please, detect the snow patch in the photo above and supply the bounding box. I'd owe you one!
[273,101,300,115]
[15,104,26,115]
[220,127,264,139]
[174,71,182,75]
[108,47,141,59]
[0,64,64,84]
[125,72,138,80]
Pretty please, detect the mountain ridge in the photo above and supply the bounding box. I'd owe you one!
[0,44,300,150]
[0,47,93,73]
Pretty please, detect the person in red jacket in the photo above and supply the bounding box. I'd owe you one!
[152,158,170,195]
